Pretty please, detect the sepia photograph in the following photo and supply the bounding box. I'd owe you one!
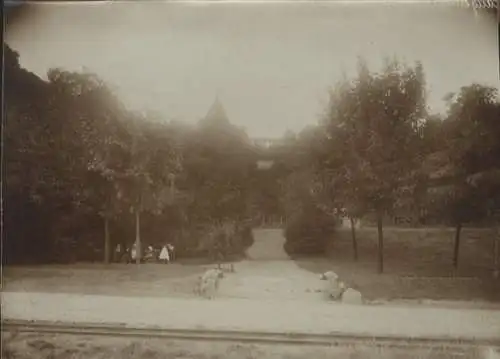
[2,1,500,358]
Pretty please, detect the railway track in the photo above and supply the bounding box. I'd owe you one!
[3,320,500,352]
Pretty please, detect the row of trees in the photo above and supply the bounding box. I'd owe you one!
[277,58,500,274]
[4,43,500,275]
[4,44,256,264]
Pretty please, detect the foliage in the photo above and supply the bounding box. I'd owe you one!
[423,84,500,269]
[5,40,500,272]
[312,58,428,271]
[320,58,427,216]
[181,101,255,224]
[282,169,337,256]
[283,206,337,257]
[3,44,183,264]
[430,85,500,226]
[197,220,254,262]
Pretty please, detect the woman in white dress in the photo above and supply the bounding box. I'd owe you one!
[130,243,137,263]
[159,244,170,264]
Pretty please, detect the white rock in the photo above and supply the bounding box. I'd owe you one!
[341,288,363,305]
[320,272,344,301]
[482,347,500,359]
[319,271,338,280]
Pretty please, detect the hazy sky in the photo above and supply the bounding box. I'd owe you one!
[5,2,498,138]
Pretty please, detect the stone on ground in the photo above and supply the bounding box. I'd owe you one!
[320,271,344,300]
[341,288,363,305]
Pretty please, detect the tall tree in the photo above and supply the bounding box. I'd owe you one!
[440,85,500,272]
[4,46,96,263]
[183,98,254,225]
[47,68,133,263]
[321,58,427,273]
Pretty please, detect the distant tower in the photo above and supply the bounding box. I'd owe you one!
[201,95,230,126]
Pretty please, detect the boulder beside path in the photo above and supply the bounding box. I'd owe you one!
[341,288,363,305]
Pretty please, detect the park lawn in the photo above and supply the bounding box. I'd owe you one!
[2,263,206,298]
[1,332,487,359]
[3,226,500,305]
[298,226,500,304]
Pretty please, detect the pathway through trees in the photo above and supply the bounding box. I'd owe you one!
[218,229,324,301]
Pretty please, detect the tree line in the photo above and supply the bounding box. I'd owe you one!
[278,58,500,274]
[4,44,500,274]
[4,44,256,264]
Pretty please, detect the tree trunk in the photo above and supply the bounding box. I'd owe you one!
[350,217,358,261]
[376,212,384,274]
[452,223,462,271]
[135,209,141,265]
[104,217,110,264]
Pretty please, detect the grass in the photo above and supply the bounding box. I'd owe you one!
[294,227,500,304]
[2,263,206,298]
[1,332,489,359]
[335,227,496,276]
[3,227,499,304]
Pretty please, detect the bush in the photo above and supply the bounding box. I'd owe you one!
[238,223,254,251]
[189,220,254,261]
[174,226,208,258]
[283,205,336,257]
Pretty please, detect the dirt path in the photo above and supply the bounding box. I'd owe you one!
[219,229,325,300]
[4,292,500,342]
[245,229,290,261]
[218,261,323,300]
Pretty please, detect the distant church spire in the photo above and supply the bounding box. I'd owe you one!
[202,95,229,126]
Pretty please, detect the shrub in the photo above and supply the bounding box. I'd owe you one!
[283,205,336,257]
[238,223,254,251]
[192,220,254,262]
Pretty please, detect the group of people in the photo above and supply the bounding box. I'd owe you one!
[115,243,175,264]
[159,243,175,263]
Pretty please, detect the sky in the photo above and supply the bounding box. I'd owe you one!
[5,1,498,138]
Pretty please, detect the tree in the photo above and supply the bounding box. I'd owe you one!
[282,168,337,256]
[5,45,255,265]
[182,98,254,227]
[439,85,500,272]
[320,58,427,273]
[4,46,96,263]
[116,113,183,264]
[46,68,136,263]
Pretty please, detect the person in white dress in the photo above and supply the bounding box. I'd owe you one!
[130,243,137,263]
[159,244,170,264]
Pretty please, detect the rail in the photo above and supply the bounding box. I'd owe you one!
[3,320,500,351]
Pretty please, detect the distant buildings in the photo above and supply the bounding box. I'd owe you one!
[251,137,283,149]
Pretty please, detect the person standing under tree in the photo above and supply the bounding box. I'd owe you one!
[130,243,137,264]
[114,244,121,263]
[159,244,170,264]
[167,243,175,262]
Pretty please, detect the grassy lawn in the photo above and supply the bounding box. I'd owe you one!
[1,332,487,359]
[3,227,499,305]
[328,227,497,277]
[2,263,206,298]
[295,227,500,304]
